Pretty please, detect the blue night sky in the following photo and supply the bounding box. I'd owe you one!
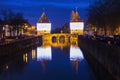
[0,0,94,29]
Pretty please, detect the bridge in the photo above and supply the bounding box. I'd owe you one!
[41,33,78,47]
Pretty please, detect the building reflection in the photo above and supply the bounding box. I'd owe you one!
[37,46,52,72]
[32,49,36,60]
[70,35,78,46]
[23,53,28,63]
[37,35,83,73]
[70,45,84,61]
[42,37,70,48]
[70,45,84,73]
[37,46,52,61]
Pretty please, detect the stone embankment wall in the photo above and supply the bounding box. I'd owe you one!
[78,36,120,80]
[0,36,39,57]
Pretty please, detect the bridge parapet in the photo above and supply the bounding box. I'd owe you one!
[41,33,78,47]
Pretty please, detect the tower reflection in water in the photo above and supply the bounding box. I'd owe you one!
[37,47,52,61]
[70,45,84,73]
[70,45,84,61]
[36,35,84,73]
[36,46,52,72]
[37,35,83,59]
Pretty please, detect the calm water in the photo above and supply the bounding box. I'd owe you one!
[0,43,96,80]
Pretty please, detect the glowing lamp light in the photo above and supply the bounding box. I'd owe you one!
[37,23,51,31]
[23,53,28,63]
[37,47,52,61]
[32,49,36,60]
[70,46,84,61]
[70,22,84,30]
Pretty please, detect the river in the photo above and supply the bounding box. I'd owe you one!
[0,39,97,80]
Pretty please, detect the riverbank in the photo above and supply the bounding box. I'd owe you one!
[0,36,40,58]
[78,36,120,80]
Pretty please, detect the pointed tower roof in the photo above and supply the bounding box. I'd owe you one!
[75,11,80,21]
[38,12,50,23]
[70,10,76,22]
[70,10,81,22]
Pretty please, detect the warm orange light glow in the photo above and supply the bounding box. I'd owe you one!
[6,65,9,70]
[23,53,28,63]
[32,49,36,60]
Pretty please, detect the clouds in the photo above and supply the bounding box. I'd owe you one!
[0,0,90,28]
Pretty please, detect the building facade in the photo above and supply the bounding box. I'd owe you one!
[70,10,84,35]
[37,12,51,35]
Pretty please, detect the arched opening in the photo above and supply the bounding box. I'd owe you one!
[52,36,57,43]
[68,36,70,43]
[59,36,65,43]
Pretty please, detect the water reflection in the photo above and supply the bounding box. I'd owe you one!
[37,46,52,61]
[59,36,65,43]
[38,36,84,74]
[70,45,84,61]
[70,45,84,73]
[23,53,28,63]
[0,51,29,80]
[0,36,96,80]
[32,49,36,60]
[5,65,9,70]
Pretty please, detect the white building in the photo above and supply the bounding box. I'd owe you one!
[70,10,84,35]
[37,12,51,35]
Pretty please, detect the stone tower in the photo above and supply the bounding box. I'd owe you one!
[70,10,84,35]
[37,12,51,35]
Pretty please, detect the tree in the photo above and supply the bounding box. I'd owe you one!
[87,0,120,35]
[11,13,29,36]
[0,9,29,36]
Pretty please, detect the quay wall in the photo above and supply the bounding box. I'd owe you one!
[78,36,120,80]
[0,36,39,57]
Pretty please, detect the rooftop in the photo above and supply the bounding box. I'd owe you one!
[38,12,50,23]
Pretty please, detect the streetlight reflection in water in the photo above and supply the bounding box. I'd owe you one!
[32,49,36,60]
[36,36,83,62]
[0,36,96,80]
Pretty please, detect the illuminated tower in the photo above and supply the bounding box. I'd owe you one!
[70,10,84,35]
[37,12,51,35]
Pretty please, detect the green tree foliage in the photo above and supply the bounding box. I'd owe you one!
[87,0,120,35]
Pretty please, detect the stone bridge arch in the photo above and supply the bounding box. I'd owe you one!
[50,33,70,43]
[42,33,71,46]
